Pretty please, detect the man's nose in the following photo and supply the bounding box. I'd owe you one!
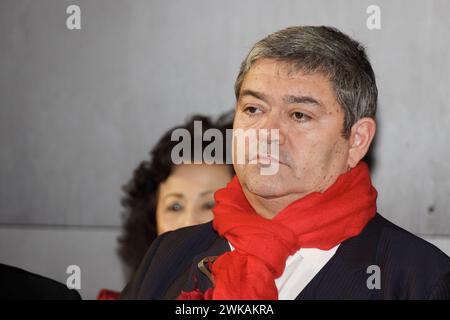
[260,113,286,145]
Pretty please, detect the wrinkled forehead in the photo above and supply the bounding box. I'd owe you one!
[238,59,340,109]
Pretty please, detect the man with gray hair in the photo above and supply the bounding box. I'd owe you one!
[122,26,450,300]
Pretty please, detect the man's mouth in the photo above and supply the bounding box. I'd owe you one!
[249,154,281,165]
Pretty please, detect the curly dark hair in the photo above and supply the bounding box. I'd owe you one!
[117,112,234,275]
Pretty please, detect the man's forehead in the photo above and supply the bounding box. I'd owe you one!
[239,59,335,107]
[241,59,332,95]
[243,62,336,102]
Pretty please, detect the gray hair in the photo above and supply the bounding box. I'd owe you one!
[234,26,378,138]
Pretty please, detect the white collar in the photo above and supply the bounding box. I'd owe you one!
[227,242,339,299]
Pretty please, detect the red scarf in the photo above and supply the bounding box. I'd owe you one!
[210,162,377,300]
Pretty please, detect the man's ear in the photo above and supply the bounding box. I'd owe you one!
[347,117,377,168]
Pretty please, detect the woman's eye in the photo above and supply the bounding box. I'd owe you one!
[291,111,311,123]
[243,106,261,116]
[202,200,215,210]
[167,202,183,212]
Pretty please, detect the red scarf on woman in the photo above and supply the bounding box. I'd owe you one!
[210,162,377,300]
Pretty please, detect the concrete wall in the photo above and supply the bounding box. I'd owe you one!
[1,0,449,299]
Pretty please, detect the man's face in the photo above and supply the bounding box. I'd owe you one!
[233,59,351,202]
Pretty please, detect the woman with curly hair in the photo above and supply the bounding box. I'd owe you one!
[97,113,234,299]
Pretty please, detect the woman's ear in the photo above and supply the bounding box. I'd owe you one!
[347,117,377,168]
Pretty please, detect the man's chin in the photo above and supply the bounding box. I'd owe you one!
[243,174,287,198]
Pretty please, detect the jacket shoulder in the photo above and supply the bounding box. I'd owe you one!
[300,214,450,300]
[373,214,449,266]
[158,221,219,248]
[369,214,450,298]
[121,222,224,299]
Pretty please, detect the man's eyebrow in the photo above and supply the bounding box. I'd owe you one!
[239,89,323,108]
[283,95,323,107]
[239,89,269,102]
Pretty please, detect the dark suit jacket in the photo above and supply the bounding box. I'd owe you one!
[0,263,82,300]
[121,214,450,300]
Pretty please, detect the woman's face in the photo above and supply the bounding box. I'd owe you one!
[156,164,232,235]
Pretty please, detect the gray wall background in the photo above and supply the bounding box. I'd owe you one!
[1,0,449,299]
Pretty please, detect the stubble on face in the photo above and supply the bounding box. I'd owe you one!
[232,59,350,217]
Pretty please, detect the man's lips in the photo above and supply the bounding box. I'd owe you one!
[249,154,283,165]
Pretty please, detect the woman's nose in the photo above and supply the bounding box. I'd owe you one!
[183,208,201,227]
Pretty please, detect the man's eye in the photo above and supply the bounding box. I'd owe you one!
[243,106,261,116]
[291,111,311,123]
[167,203,183,212]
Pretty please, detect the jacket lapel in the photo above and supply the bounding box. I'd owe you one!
[164,231,229,299]
[296,214,382,299]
